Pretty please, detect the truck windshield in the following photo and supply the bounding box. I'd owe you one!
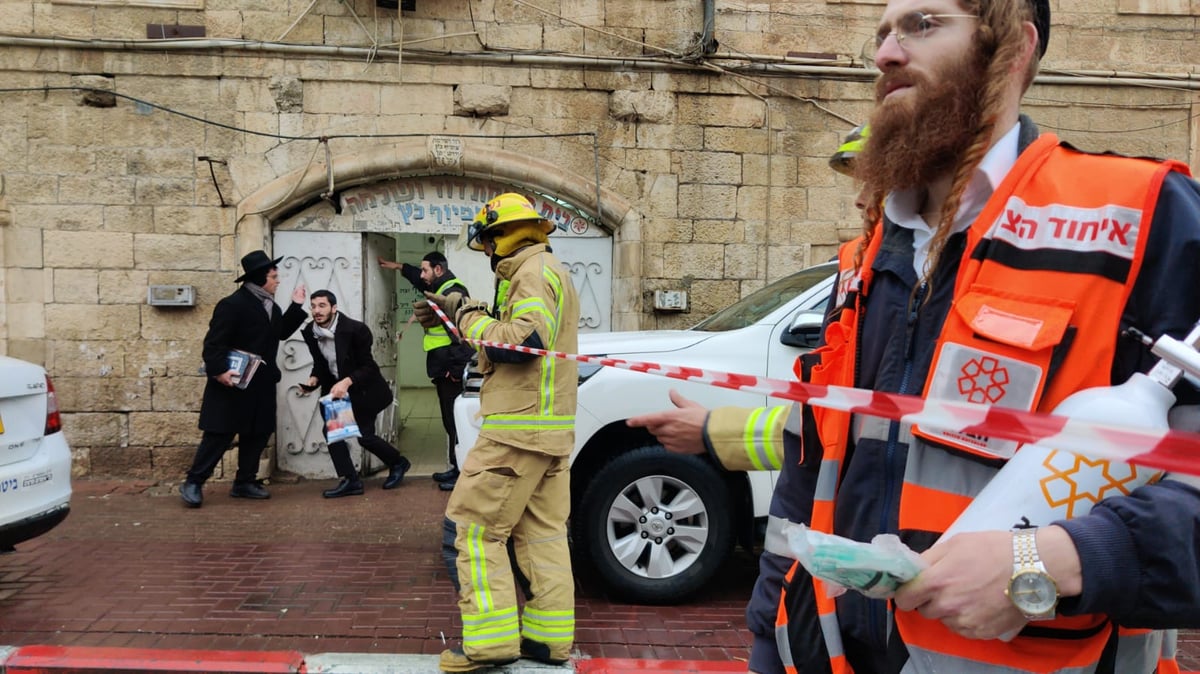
[691,263,835,332]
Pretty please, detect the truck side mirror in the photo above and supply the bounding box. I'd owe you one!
[780,310,825,349]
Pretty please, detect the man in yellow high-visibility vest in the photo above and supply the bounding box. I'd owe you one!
[380,251,474,491]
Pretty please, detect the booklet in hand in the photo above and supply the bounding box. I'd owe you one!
[227,349,264,389]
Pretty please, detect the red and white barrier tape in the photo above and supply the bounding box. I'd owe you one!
[430,303,1200,477]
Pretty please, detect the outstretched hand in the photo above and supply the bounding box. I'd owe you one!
[626,389,708,454]
[378,256,402,271]
[291,283,307,304]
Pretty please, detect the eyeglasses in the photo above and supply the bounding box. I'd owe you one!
[862,11,978,65]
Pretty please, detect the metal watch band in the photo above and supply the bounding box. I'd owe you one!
[1013,528,1041,570]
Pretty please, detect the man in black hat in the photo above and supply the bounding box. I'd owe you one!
[180,250,308,508]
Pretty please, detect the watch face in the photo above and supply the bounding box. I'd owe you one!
[1008,570,1058,615]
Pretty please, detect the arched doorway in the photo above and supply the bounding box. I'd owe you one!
[235,139,635,478]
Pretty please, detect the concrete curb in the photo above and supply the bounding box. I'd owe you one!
[304,653,569,673]
[3,646,1193,674]
[0,646,749,673]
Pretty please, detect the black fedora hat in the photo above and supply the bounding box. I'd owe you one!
[234,250,283,283]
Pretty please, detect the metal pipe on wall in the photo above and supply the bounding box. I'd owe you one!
[700,0,718,57]
[3,36,1200,90]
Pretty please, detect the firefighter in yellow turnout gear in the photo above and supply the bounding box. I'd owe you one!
[414,192,580,672]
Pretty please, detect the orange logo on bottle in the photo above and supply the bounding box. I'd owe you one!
[1038,450,1159,518]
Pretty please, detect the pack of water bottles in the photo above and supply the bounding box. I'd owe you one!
[320,395,362,443]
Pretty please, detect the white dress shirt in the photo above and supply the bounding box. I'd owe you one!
[883,123,1021,277]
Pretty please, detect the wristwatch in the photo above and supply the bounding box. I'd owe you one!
[1005,528,1059,621]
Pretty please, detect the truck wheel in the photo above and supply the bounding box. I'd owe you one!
[573,445,734,604]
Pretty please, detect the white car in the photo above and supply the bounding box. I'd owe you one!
[454,262,836,603]
[0,356,72,552]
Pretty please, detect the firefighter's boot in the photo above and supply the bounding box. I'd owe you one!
[438,648,516,672]
[520,638,570,665]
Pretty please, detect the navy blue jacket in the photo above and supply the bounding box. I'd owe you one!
[760,119,1200,674]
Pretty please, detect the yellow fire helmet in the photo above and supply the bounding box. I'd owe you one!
[464,192,554,252]
[829,124,869,177]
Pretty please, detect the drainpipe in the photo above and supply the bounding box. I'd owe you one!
[0,176,10,228]
[699,0,718,57]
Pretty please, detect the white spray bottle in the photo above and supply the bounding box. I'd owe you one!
[941,320,1200,540]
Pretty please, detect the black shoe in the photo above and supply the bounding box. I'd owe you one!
[433,467,460,483]
[520,638,569,666]
[323,478,364,498]
[179,482,203,508]
[438,476,457,492]
[229,482,270,499]
[382,456,411,490]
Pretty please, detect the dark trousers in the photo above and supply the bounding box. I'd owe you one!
[434,377,461,468]
[186,430,271,485]
[326,406,404,480]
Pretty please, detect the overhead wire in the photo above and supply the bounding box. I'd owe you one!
[3,2,1197,166]
[0,84,604,229]
[3,4,1196,260]
[277,0,321,43]
[510,0,684,59]
[498,0,863,125]
[0,86,600,143]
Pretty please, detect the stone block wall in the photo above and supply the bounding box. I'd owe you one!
[1,0,1198,477]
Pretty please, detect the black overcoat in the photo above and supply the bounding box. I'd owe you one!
[398,265,474,380]
[300,314,393,419]
[198,286,307,435]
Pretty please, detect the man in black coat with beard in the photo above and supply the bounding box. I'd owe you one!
[379,251,474,491]
[180,250,308,508]
[299,289,411,497]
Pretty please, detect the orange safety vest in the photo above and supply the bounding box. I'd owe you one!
[786,134,1188,674]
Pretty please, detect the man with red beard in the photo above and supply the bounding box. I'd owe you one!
[630,1,1200,672]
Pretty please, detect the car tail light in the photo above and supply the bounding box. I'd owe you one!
[44,375,63,435]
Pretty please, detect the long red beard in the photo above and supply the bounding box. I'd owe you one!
[855,50,989,193]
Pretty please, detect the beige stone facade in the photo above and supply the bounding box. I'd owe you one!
[2,0,1199,478]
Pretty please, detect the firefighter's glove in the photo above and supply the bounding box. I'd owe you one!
[411,299,439,329]
[414,291,463,328]
[458,301,489,318]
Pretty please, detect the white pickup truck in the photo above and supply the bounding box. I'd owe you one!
[454,262,836,603]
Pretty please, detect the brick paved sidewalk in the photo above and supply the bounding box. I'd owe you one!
[0,478,755,663]
[1,478,1196,672]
